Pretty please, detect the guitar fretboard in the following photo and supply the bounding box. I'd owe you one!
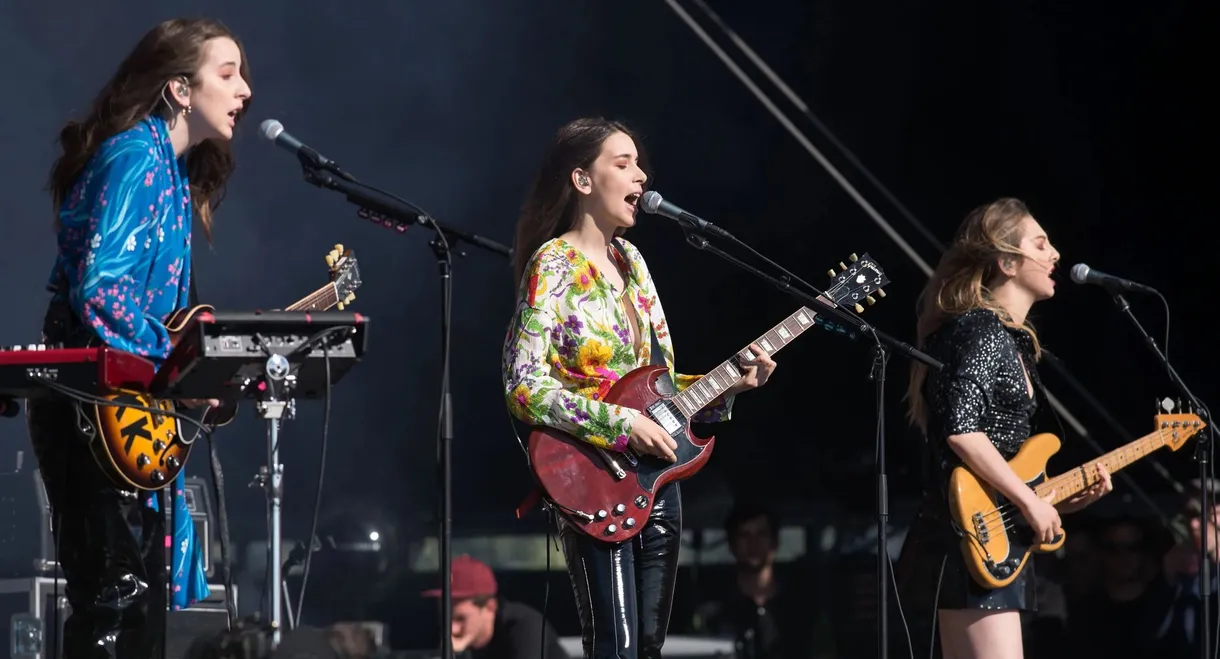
[1035,430,1167,504]
[670,304,828,419]
[284,285,338,312]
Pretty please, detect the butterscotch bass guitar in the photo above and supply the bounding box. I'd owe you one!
[950,409,1206,589]
[81,244,362,491]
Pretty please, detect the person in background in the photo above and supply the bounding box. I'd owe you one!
[422,555,567,659]
[690,501,811,659]
[1149,478,1220,657]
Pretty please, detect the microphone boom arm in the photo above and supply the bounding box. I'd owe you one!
[299,162,511,258]
[681,229,941,369]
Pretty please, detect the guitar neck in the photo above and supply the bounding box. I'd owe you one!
[283,284,339,312]
[1035,430,1167,504]
[670,304,826,419]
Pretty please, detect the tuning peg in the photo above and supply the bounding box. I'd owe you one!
[877,288,886,298]
[839,261,847,270]
[345,292,356,303]
[827,269,836,277]
[337,302,345,310]
[854,303,864,313]
[334,243,344,254]
[866,295,876,305]
[326,251,337,266]
[849,253,858,262]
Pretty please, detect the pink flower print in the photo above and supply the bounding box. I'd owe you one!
[144,171,154,186]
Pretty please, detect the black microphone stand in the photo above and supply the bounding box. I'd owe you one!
[295,154,510,659]
[677,228,941,659]
[1112,293,1216,659]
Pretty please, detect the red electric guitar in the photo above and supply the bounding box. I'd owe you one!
[526,253,891,541]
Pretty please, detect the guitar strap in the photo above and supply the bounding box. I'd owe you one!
[609,238,667,370]
[189,254,200,307]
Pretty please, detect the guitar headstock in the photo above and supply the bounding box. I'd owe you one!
[825,252,891,313]
[325,243,362,310]
[1154,412,1207,451]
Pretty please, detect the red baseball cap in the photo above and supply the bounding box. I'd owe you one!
[421,555,498,599]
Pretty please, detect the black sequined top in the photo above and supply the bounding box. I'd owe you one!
[920,309,1043,505]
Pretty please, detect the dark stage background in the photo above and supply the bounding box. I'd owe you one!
[0,0,1208,651]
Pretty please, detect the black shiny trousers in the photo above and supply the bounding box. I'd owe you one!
[558,483,682,659]
[27,395,166,659]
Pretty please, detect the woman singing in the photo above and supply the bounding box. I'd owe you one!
[502,117,776,659]
[897,198,1113,658]
[32,18,251,659]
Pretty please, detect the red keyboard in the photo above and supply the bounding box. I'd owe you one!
[0,345,157,399]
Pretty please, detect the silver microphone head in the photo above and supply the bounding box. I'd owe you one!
[1069,263,1090,284]
[640,190,663,214]
[259,119,284,141]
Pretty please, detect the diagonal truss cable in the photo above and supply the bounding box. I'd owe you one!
[661,0,1184,514]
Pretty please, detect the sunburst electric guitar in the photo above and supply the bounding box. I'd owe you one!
[83,244,362,491]
[527,253,890,542]
[950,410,1207,589]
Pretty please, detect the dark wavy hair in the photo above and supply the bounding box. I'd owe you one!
[512,117,646,286]
[48,18,252,241]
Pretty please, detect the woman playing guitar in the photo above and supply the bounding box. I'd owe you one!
[30,19,252,659]
[502,117,776,659]
[896,198,1113,658]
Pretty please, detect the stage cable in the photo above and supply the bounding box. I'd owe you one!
[294,339,335,626]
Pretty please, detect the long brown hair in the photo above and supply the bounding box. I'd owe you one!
[512,117,645,287]
[906,197,1043,432]
[48,18,252,241]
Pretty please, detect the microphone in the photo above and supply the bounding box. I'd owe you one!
[639,191,734,240]
[1070,263,1159,295]
[258,119,357,182]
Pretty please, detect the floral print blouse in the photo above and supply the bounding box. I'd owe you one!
[502,237,733,452]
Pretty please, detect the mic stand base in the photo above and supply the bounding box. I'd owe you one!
[1112,293,1213,659]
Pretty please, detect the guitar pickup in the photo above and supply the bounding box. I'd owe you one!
[647,400,684,435]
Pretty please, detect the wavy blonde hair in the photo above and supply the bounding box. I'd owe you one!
[906,197,1043,432]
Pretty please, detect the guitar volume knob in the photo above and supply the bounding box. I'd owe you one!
[604,525,617,535]
[150,470,164,484]
[613,504,626,515]
[136,454,150,468]
[624,518,636,528]
[166,456,180,469]
[596,510,608,520]
[153,440,166,453]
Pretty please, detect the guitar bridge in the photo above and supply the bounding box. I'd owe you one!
[972,512,990,544]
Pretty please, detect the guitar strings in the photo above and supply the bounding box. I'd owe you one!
[969,425,1177,531]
